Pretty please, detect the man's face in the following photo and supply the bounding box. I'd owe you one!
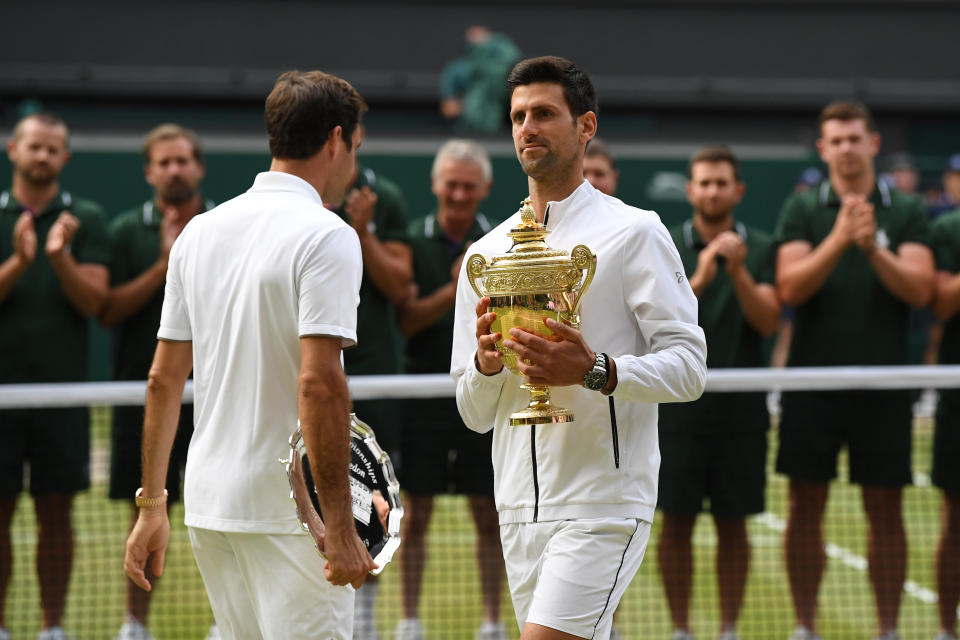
[510,82,589,180]
[816,119,879,180]
[433,158,490,227]
[145,137,205,204]
[7,119,70,187]
[686,161,744,221]
[943,171,960,202]
[583,155,618,196]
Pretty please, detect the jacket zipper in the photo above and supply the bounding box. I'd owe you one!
[530,425,540,522]
[609,396,620,468]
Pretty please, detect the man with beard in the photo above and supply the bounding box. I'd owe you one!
[451,56,707,640]
[100,124,214,640]
[582,138,619,197]
[775,101,934,640]
[0,112,111,640]
[658,147,780,640]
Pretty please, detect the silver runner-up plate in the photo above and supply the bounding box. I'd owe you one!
[283,413,403,574]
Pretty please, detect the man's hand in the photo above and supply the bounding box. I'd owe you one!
[322,524,378,589]
[12,212,37,266]
[45,211,80,257]
[713,230,748,275]
[503,317,594,387]
[830,194,866,248]
[344,187,377,236]
[123,508,170,592]
[474,297,503,375]
[850,200,877,254]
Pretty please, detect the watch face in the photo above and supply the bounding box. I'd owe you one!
[584,369,606,391]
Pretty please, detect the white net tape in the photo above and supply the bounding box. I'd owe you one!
[1,365,959,409]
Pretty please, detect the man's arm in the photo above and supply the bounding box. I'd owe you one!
[863,242,935,308]
[344,187,413,305]
[298,335,376,588]
[933,270,960,321]
[0,212,36,303]
[124,338,193,592]
[397,252,465,337]
[46,212,108,317]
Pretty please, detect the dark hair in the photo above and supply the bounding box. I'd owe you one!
[142,123,204,165]
[818,100,876,133]
[585,138,616,169]
[13,112,69,142]
[688,146,741,181]
[507,56,597,118]
[264,70,367,160]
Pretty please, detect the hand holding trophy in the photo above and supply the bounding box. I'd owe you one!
[466,198,596,425]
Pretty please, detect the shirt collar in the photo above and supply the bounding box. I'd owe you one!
[542,179,593,227]
[142,197,215,227]
[248,171,324,206]
[818,179,892,208]
[0,190,71,216]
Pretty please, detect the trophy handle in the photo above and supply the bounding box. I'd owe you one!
[465,254,489,299]
[567,245,597,322]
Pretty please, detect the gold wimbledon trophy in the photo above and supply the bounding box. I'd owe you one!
[466,198,596,426]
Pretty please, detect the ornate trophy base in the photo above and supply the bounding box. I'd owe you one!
[509,384,575,426]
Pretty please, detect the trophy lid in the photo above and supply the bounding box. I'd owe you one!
[503,198,565,259]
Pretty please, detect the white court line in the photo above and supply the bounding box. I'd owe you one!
[753,511,957,617]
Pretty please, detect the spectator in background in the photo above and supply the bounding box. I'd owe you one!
[880,152,920,195]
[583,137,619,196]
[326,127,412,640]
[439,26,521,134]
[99,124,215,640]
[394,139,506,640]
[658,147,780,640]
[930,206,960,640]
[0,112,111,640]
[775,101,934,640]
[929,154,960,219]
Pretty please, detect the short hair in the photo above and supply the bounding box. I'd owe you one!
[818,100,876,133]
[507,56,598,119]
[431,139,492,183]
[142,123,204,165]
[688,146,741,181]
[585,138,616,170]
[12,112,69,144]
[264,70,367,160]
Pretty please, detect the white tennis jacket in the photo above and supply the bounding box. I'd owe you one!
[451,180,707,525]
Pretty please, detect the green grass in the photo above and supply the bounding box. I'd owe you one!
[5,410,944,639]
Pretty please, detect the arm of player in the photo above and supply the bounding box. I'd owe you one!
[0,212,36,303]
[451,277,508,433]
[345,187,413,305]
[46,211,109,317]
[932,270,960,321]
[299,335,377,588]
[397,281,456,337]
[611,220,707,403]
[124,338,193,592]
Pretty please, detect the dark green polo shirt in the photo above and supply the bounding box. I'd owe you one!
[659,219,775,433]
[330,166,409,375]
[932,209,960,408]
[775,180,930,367]
[404,211,493,374]
[108,199,214,381]
[0,190,110,382]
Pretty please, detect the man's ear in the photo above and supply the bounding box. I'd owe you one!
[326,125,344,158]
[578,111,598,145]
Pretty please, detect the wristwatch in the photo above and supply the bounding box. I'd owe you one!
[583,352,610,391]
[135,487,168,509]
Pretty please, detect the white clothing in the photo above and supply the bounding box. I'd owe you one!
[188,527,354,639]
[451,180,707,525]
[500,517,651,639]
[159,171,362,533]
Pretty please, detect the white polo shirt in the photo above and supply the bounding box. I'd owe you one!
[159,171,362,533]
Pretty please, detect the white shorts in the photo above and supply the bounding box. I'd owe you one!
[500,517,650,639]
[188,527,354,640]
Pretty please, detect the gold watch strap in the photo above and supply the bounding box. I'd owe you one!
[135,488,168,508]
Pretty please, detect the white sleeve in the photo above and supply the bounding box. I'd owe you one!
[450,254,507,434]
[157,232,192,342]
[298,225,362,347]
[611,219,707,403]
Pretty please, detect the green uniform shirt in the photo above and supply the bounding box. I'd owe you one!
[0,190,110,382]
[659,219,775,433]
[931,209,960,409]
[404,211,493,374]
[108,199,214,381]
[330,166,409,375]
[775,180,930,367]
